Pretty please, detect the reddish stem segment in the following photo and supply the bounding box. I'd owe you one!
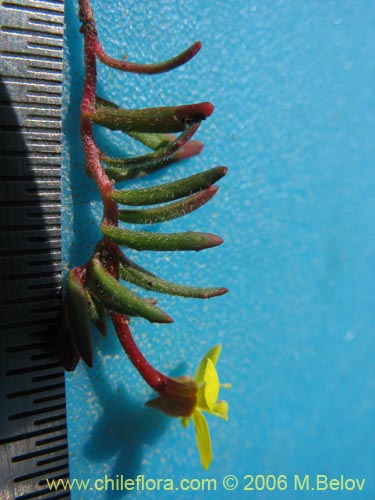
[79,0,173,389]
[79,0,117,222]
[77,0,204,390]
[112,312,197,417]
[111,313,168,391]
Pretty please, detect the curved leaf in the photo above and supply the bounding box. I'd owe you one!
[91,102,213,134]
[95,40,202,74]
[120,258,227,298]
[89,259,173,324]
[118,187,218,224]
[103,124,200,181]
[101,224,223,251]
[111,166,227,206]
[96,96,203,160]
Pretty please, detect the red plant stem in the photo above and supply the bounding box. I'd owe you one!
[79,0,117,223]
[79,0,170,391]
[111,313,169,391]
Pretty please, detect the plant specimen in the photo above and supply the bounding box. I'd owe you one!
[59,0,230,469]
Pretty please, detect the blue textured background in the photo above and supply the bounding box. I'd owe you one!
[63,0,374,498]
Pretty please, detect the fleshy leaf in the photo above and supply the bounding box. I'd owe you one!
[101,224,223,251]
[95,97,175,149]
[192,411,212,470]
[118,187,219,224]
[95,96,203,158]
[111,166,227,206]
[171,140,204,161]
[104,130,197,168]
[89,258,173,323]
[64,269,93,367]
[102,123,200,182]
[95,39,202,74]
[119,258,227,298]
[90,102,213,134]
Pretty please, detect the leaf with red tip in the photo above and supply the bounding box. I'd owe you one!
[101,224,223,252]
[96,94,175,148]
[95,40,202,74]
[90,102,213,134]
[120,258,228,299]
[111,166,227,206]
[118,187,219,224]
[103,124,200,181]
[171,140,204,161]
[96,96,204,158]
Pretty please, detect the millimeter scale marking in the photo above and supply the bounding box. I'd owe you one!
[0,1,70,499]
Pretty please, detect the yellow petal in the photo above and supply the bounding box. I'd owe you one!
[194,344,222,382]
[192,410,212,470]
[212,400,229,420]
[203,358,220,411]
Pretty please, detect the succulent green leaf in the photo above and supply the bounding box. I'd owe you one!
[95,40,202,74]
[96,97,169,143]
[95,95,176,138]
[111,166,227,206]
[90,102,213,134]
[64,269,93,367]
[89,258,173,323]
[119,258,227,299]
[102,124,200,181]
[101,224,223,251]
[95,97,174,149]
[95,96,203,158]
[118,187,218,224]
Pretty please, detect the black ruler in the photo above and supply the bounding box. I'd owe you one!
[0,1,70,498]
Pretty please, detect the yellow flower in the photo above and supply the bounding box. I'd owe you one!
[146,344,230,469]
[181,345,230,469]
